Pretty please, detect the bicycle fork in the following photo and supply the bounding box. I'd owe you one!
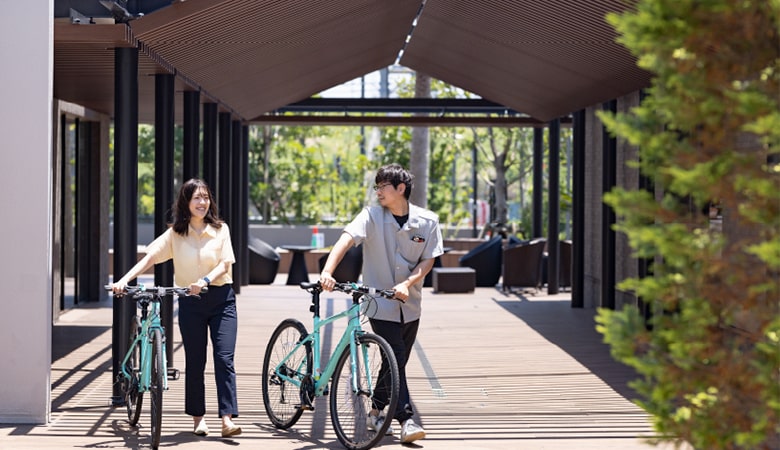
[347,330,376,401]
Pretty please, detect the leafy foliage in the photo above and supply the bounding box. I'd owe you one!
[595,1,780,448]
[250,124,373,224]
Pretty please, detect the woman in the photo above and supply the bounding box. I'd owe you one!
[111,178,241,438]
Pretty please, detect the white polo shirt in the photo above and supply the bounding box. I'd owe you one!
[344,204,443,322]
[144,223,235,287]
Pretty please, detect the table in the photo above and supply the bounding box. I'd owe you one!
[423,246,453,287]
[432,267,476,293]
[281,245,316,285]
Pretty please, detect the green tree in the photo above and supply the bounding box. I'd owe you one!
[595,1,780,448]
[109,124,183,219]
[250,123,373,224]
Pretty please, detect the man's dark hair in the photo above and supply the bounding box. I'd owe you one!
[376,163,413,200]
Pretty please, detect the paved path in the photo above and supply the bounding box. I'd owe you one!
[1,276,680,449]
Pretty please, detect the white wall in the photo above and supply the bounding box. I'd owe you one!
[0,0,54,423]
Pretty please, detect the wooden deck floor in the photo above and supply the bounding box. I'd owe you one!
[1,275,682,449]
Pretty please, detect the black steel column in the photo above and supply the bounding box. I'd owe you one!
[571,109,586,308]
[601,100,617,309]
[76,120,99,302]
[112,46,139,404]
[532,127,544,238]
[637,91,652,321]
[241,125,250,286]
[547,119,560,295]
[154,73,175,369]
[471,142,478,237]
[218,112,233,223]
[231,119,242,293]
[183,90,200,181]
[202,103,218,189]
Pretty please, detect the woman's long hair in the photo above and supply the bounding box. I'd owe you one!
[172,178,223,235]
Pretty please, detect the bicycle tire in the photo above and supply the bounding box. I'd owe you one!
[124,316,143,426]
[149,328,164,449]
[262,319,312,429]
[330,333,399,450]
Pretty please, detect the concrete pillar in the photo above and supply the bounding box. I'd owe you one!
[0,0,53,423]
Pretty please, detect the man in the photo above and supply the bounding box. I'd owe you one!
[319,163,443,444]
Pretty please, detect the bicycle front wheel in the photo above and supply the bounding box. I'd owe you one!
[123,316,143,426]
[149,328,164,449]
[262,319,312,429]
[330,333,399,450]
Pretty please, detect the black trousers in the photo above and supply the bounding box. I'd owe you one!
[178,284,239,418]
[369,317,419,423]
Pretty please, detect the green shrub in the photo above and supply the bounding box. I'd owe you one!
[596,1,780,448]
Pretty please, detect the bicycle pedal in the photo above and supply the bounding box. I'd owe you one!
[167,368,180,381]
[296,404,315,411]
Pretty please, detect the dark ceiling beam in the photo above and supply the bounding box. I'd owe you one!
[256,97,577,127]
[250,114,572,128]
[275,98,522,115]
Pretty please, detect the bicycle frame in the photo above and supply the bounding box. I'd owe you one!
[272,289,369,397]
[121,297,168,393]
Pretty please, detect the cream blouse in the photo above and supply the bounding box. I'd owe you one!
[144,223,235,287]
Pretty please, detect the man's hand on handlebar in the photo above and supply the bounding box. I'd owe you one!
[391,282,410,302]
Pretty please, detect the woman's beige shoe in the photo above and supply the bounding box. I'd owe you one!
[221,424,242,437]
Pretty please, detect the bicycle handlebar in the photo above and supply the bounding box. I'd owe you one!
[300,281,396,300]
[104,284,207,297]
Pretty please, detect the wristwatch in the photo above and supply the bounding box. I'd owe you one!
[202,276,211,286]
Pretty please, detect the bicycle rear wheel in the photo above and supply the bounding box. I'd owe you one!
[149,328,164,449]
[330,333,399,450]
[262,319,312,429]
[123,316,143,426]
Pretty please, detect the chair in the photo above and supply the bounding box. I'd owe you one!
[559,240,572,290]
[501,238,546,293]
[248,236,280,284]
[540,240,572,290]
[506,235,527,248]
[458,236,503,287]
[318,244,363,283]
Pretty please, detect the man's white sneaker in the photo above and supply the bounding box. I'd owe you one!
[400,418,425,443]
[366,414,394,435]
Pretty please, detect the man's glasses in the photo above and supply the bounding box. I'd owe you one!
[373,183,393,192]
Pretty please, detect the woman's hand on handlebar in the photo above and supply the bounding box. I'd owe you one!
[189,280,207,296]
[319,271,336,292]
[111,280,129,295]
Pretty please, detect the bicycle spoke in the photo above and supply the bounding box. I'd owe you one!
[150,328,164,449]
[262,319,311,429]
[330,333,399,450]
[125,316,143,426]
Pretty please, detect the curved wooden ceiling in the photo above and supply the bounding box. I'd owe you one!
[53,0,649,123]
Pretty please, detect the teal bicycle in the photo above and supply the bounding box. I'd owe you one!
[106,284,202,450]
[262,281,400,450]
